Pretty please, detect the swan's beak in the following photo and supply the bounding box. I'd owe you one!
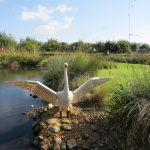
[64,63,68,68]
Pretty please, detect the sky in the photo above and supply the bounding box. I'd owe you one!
[0,0,150,45]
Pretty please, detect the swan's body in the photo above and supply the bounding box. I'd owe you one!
[5,63,113,118]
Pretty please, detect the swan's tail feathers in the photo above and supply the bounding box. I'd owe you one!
[73,77,113,103]
[4,81,57,104]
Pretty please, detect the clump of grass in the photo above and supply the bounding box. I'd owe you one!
[43,52,100,91]
[0,50,43,66]
[108,65,150,143]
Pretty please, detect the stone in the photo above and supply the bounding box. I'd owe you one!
[82,145,89,150]
[38,136,44,141]
[32,139,40,147]
[73,111,80,116]
[90,125,98,132]
[49,126,60,133]
[33,95,38,98]
[40,144,49,150]
[40,124,46,131]
[32,119,41,130]
[53,143,60,150]
[83,116,91,124]
[61,143,66,150]
[61,119,70,124]
[30,105,34,108]
[121,143,125,149]
[53,136,62,145]
[46,118,56,125]
[67,138,77,150]
[82,134,89,139]
[33,114,40,120]
[39,141,44,147]
[33,125,40,134]
[73,121,78,125]
[79,124,85,129]
[44,108,47,112]
[94,148,99,150]
[48,112,54,116]
[61,125,72,131]
[47,103,53,109]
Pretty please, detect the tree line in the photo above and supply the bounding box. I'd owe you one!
[0,31,150,53]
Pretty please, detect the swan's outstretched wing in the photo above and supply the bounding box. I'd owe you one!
[73,77,113,103]
[5,81,57,104]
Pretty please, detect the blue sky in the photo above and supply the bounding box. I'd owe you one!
[0,0,150,45]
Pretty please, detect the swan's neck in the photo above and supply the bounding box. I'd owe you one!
[64,67,69,92]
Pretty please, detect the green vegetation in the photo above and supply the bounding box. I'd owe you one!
[0,50,42,66]
[42,52,117,92]
[0,31,150,54]
[96,63,150,144]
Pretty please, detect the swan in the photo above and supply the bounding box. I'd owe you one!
[5,63,113,118]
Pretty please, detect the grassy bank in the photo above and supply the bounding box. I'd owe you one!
[0,51,43,66]
[105,53,150,65]
[97,63,150,146]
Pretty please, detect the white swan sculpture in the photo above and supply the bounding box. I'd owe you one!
[5,63,113,118]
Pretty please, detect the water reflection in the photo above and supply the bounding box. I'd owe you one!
[0,66,48,150]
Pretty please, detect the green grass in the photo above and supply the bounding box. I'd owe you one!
[0,50,43,66]
[97,63,150,144]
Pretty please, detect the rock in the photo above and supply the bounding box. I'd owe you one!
[79,124,85,129]
[61,143,66,150]
[40,123,46,131]
[82,134,89,139]
[30,105,34,108]
[93,144,100,148]
[44,108,47,112]
[32,139,40,147]
[38,136,44,141]
[40,144,49,150]
[94,148,99,150]
[61,125,72,131]
[121,143,125,149]
[83,116,91,124]
[78,136,82,141]
[47,103,53,109]
[49,126,60,133]
[67,139,77,150]
[46,118,56,125]
[33,95,38,98]
[33,125,40,134]
[82,145,89,150]
[32,119,41,130]
[53,136,62,145]
[73,121,78,125]
[61,119,70,124]
[53,143,60,150]
[48,112,54,116]
[33,114,40,120]
[90,125,98,132]
[39,141,44,147]
[73,111,80,116]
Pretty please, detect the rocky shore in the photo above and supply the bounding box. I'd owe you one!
[26,103,147,150]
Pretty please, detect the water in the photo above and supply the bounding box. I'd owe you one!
[0,66,48,150]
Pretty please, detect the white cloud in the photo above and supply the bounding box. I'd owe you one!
[18,4,77,21]
[55,4,77,13]
[35,20,61,35]
[18,5,54,21]
[35,16,74,35]
[63,16,74,29]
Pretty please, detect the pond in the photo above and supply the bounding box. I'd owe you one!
[0,66,48,150]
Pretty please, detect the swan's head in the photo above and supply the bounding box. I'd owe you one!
[64,63,68,68]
